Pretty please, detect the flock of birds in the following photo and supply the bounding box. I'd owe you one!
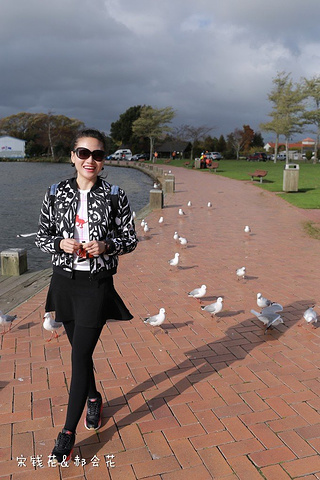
[139,199,318,335]
[1,193,317,340]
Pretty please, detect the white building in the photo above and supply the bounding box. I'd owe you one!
[0,136,26,158]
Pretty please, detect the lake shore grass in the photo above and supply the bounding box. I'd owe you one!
[154,158,320,209]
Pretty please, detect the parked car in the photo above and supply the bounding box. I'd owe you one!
[131,153,150,161]
[246,152,268,162]
[203,152,223,160]
[110,149,132,160]
[210,152,223,160]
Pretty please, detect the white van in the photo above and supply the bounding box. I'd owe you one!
[112,149,132,160]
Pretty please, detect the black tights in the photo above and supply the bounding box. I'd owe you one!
[63,321,103,433]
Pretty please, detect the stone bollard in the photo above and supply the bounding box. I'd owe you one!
[163,178,175,194]
[149,189,163,209]
[164,173,175,192]
[1,248,28,276]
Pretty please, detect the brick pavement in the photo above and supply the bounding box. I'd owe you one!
[1,165,320,479]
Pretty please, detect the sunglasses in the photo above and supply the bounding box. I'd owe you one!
[73,147,105,162]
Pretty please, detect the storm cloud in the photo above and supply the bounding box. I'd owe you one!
[1,0,319,138]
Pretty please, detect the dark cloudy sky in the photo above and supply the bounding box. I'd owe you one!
[1,0,319,139]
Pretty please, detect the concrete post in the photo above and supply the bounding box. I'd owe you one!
[149,189,163,209]
[164,173,175,192]
[1,248,28,276]
[164,178,175,194]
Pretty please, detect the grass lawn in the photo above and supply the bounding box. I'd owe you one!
[154,158,320,209]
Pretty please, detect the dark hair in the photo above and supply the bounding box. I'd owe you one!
[72,128,106,151]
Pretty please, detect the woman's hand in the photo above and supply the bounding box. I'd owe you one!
[59,238,82,254]
[82,240,106,257]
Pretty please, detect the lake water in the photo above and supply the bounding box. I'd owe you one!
[0,162,153,271]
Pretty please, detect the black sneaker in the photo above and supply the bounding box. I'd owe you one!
[51,428,75,464]
[85,393,103,430]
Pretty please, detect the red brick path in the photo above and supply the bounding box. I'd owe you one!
[1,166,320,479]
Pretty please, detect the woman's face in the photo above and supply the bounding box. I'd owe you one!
[71,136,105,188]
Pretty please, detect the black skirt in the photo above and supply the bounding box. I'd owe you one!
[45,270,133,328]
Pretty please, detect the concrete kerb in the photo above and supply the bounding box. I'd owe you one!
[105,160,174,216]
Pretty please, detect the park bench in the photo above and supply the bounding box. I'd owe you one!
[247,169,268,183]
[207,162,219,172]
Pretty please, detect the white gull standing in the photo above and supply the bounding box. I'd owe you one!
[43,312,63,341]
[236,266,246,280]
[188,285,207,303]
[144,308,166,327]
[257,293,274,308]
[179,236,188,247]
[302,305,317,328]
[168,252,180,267]
[0,310,17,334]
[201,297,223,317]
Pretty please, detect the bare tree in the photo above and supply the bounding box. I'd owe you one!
[174,124,213,160]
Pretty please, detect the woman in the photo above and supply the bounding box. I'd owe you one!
[35,128,137,464]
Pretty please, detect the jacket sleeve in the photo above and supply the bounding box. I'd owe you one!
[35,188,64,254]
[110,188,138,256]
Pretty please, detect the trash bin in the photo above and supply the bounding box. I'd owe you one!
[283,163,299,192]
[194,158,201,169]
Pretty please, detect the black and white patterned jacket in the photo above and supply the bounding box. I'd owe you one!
[35,177,137,278]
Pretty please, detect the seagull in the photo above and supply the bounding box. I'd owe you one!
[251,307,284,334]
[178,208,185,216]
[143,222,150,233]
[43,312,63,341]
[0,310,17,334]
[207,202,212,207]
[168,252,180,267]
[173,231,179,242]
[187,201,192,207]
[140,219,145,227]
[257,293,274,308]
[144,308,166,327]
[244,226,251,234]
[236,267,246,280]
[179,236,188,247]
[260,303,283,314]
[158,216,164,224]
[303,305,317,328]
[201,297,223,317]
[188,284,207,303]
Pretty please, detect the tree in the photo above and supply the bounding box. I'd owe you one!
[217,134,227,153]
[174,124,213,160]
[0,112,84,159]
[260,72,305,163]
[132,106,175,161]
[0,112,34,140]
[227,128,246,160]
[110,105,142,149]
[252,131,265,149]
[226,125,255,159]
[302,75,320,163]
[241,125,255,153]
